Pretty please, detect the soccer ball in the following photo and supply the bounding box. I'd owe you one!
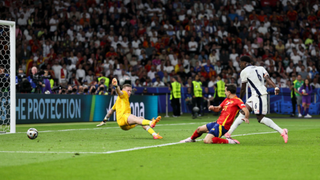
[27,128,38,140]
[302,89,306,93]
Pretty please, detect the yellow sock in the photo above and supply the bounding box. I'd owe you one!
[146,127,157,136]
[142,119,151,126]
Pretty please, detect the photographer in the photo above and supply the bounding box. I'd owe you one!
[97,84,108,95]
[58,88,67,94]
[52,85,63,94]
[28,67,43,93]
[97,74,110,90]
[72,85,78,94]
[95,78,108,95]
[89,86,97,95]
[66,85,78,95]
[83,85,89,95]
[78,85,84,95]
[16,68,32,93]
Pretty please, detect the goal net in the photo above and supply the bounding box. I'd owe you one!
[0,20,16,133]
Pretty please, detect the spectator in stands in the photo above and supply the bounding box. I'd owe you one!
[298,65,308,79]
[188,37,198,56]
[208,76,216,88]
[8,0,320,101]
[310,65,319,79]
[142,77,152,87]
[203,60,214,73]
[311,78,320,88]
[153,77,165,87]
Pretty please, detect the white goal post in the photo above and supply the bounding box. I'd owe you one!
[0,20,16,133]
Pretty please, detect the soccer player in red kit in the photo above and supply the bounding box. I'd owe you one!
[180,84,250,144]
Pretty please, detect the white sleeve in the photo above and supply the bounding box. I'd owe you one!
[49,18,54,25]
[261,67,269,77]
[240,70,247,83]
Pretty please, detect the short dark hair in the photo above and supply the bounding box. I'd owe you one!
[240,56,251,63]
[226,84,237,94]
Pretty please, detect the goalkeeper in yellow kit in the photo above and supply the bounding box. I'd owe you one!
[97,78,163,139]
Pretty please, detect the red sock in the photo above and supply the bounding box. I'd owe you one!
[191,130,202,140]
[212,137,228,144]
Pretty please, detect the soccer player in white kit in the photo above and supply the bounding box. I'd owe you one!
[224,56,289,143]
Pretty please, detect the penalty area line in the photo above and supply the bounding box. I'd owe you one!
[0,131,277,154]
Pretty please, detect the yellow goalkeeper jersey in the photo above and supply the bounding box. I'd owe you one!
[112,90,131,120]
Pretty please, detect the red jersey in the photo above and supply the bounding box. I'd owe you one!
[287,11,298,21]
[307,15,317,22]
[258,15,267,22]
[217,96,246,130]
[105,52,118,58]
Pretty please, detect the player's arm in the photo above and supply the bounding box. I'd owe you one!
[239,70,248,99]
[112,78,123,97]
[104,108,115,121]
[264,75,280,95]
[294,83,302,95]
[239,82,247,99]
[208,105,222,111]
[97,105,116,126]
[191,82,195,98]
[208,100,225,111]
[241,107,250,124]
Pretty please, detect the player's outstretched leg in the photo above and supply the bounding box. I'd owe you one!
[281,129,288,143]
[259,116,288,143]
[203,136,240,144]
[127,114,161,127]
[133,116,162,139]
[142,125,163,139]
[150,116,161,128]
[225,112,245,138]
[225,138,240,144]
[203,134,240,144]
[180,125,207,143]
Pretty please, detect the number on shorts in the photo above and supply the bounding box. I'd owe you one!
[255,70,262,82]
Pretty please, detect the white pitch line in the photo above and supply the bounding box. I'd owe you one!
[0,131,277,154]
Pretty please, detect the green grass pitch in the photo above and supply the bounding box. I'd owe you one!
[1,114,320,180]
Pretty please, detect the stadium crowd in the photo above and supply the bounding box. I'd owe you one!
[4,0,320,94]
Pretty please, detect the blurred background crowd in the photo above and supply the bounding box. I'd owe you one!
[3,0,320,94]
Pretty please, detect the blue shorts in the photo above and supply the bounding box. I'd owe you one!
[206,122,228,138]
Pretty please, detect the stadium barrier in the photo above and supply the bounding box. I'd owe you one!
[14,87,320,124]
[16,94,158,124]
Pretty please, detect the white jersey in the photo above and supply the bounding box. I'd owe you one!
[240,66,269,96]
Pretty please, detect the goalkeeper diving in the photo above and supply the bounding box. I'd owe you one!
[97,78,163,139]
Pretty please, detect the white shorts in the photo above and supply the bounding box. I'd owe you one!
[246,95,268,115]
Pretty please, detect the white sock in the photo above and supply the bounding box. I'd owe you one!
[227,138,235,144]
[228,113,245,135]
[146,127,157,136]
[260,117,283,134]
